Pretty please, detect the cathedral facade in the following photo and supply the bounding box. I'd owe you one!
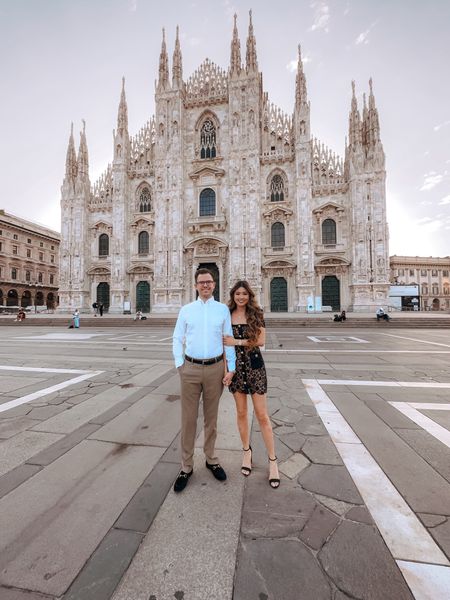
[59,13,389,314]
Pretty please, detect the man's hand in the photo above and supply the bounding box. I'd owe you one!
[223,371,235,386]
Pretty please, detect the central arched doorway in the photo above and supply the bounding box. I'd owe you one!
[322,275,340,311]
[197,263,219,301]
[96,282,110,312]
[270,277,288,312]
[136,281,150,313]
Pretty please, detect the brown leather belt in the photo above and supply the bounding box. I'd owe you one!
[185,354,223,366]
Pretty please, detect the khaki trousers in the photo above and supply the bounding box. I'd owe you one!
[179,359,224,472]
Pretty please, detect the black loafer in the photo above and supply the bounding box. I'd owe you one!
[205,462,227,481]
[174,469,193,493]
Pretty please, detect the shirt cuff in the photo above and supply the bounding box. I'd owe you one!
[175,359,184,368]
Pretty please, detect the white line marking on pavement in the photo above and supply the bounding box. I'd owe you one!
[382,333,450,348]
[264,349,450,354]
[307,335,369,343]
[0,365,91,374]
[0,367,103,414]
[157,336,173,341]
[408,403,450,410]
[302,378,450,600]
[17,333,104,340]
[397,561,450,600]
[389,402,450,449]
[316,379,450,388]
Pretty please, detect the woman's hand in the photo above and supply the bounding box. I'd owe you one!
[222,371,234,386]
[223,335,236,346]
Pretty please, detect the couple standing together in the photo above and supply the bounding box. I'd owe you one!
[172,268,280,493]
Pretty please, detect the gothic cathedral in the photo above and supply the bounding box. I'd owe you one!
[59,12,389,314]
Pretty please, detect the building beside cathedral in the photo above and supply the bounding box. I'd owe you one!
[59,12,389,314]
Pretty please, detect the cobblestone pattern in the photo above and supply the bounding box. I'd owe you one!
[233,367,414,600]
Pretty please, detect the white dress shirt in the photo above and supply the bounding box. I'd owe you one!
[173,297,236,371]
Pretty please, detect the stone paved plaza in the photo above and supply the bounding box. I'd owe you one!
[0,324,450,599]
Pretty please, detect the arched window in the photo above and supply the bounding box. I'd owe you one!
[270,175,285,202]
[322,219,337,245]
[138,187,151,213]
[200,119,216,159]
[199,188,216,217]
[99,233,109,256]
[138,231,149,255]
[271,222,285,248]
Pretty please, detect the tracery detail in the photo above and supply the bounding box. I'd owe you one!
[200,120,217,159]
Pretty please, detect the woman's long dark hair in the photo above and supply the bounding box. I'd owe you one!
[228,280,264,347]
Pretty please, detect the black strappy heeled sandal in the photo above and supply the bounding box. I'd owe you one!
[269,456,280,489]
[241,446,252,476]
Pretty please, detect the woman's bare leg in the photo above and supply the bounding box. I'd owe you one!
[252,392,279,482]
[233,391,252,471]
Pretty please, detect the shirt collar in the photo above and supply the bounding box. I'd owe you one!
[197,296,215,305]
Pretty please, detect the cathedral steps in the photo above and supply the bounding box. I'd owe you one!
[1,316,449,328]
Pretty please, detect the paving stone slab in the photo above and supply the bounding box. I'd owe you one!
[345,506,373,525]
[0,441,163,596]
[241,476,316,538]
[111,450,244,600]
[30,385,142,434]
[429,519,450,558]
[315,494,354,516]
[395,428,450,483]
[64,528,144,600]
[91,394,180,446]
[114,460,180,533]
[0,430,63,477]
[26,422,101,466]
[277,431,306,452]
[0,463,42,500]
[299,465,363,505]
[0,588,54,600]
[299,504,340,551]
[279,452,310,479]
[0,416,42,439]
[418,513,447,528]
[234,538,331,600]
[319,520,414,600]
[302,437,343,465]
[296,415,328,436]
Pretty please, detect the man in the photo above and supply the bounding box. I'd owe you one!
[172,268,236,493]
[376,307,390,322]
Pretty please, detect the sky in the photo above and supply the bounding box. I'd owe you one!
[0,0,449,257]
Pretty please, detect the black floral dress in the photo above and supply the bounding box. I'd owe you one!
[229,322,267,395]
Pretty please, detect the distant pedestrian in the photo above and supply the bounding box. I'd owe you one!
[376,307,390,322]
[99,303,104,317]
[72,309,80,328]
[92,302,98,316]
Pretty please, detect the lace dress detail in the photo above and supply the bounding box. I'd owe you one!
[229,323,267,395]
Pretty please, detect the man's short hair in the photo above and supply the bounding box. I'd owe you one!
[195,268,215,283]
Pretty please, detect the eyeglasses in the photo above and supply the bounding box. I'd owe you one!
[197,280,214,286]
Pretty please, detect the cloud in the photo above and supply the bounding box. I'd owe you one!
[286,53,312,72]
[420,171,444,191]
[355,21,378,45]
[439,195,450,205]
[310,2,330,33]
[434,120,450,132]
[129,0,137,12]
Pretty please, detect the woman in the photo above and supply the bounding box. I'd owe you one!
[223,280,280,489]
